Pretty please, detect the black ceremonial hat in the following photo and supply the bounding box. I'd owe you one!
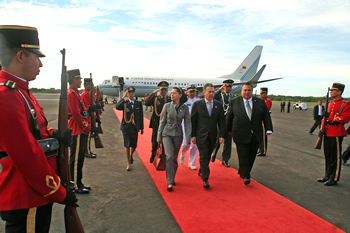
[330,82,345,93]
[84,78,92,85]
[127,86,135,92]
[223,79,234,86]
[0,25,45,57]
[260,87,268,94]
[67,69,82,83]
[158,81,169,89]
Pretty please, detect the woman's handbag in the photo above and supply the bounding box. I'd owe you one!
[153,143,165,171]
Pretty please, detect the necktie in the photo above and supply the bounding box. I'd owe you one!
[246,100,252,120]
[207,101,212,117]
[163,97,166,103]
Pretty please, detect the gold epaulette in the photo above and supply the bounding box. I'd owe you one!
[342,99,349,103]
[70,89,75,93]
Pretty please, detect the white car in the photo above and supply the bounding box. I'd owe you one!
[293,102,308,110]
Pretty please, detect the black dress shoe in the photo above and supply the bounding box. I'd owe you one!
[203,181,210,188]
[172,182,176,186]
[244,177,250,185]
[80,184,91,190]
[150,156,154,163]
[309,132,313,135]
[324,179,337,186]
[257,153,266,157]
[222,161,230,167]
[75,187,89,194]
[317,177,329,182]
[167,185,173,192]
[85,153,97,158]
[198,171,202,177]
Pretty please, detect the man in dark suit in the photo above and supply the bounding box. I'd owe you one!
[280,100,285,112]
[191,83,226,188]
[309,100,324,135]
[226,83,273,185]
[287,100,291,113]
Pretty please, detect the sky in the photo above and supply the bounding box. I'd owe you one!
[1,0,349,97]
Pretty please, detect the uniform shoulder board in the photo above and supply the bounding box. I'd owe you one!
[70,89,76,93]
[342,99,349,103]
[0,80,17,89]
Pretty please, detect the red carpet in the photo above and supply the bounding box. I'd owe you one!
[114,109,344,233]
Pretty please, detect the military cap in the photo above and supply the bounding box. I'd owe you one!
[158,81,169,89]
[84,78,92,85]
[223,79,234,86]
[330,82,345,93]
[185,83,197,91]
[0,25,45,57]
[67,69,82,83]
[127,86,135,92]
[260,87,268,94]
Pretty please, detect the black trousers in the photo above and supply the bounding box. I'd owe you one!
[197,135,215,181]
[0,202,53,233]
[324,136,343,181]
[70,134,88,189]
[235,134,260,179]
[151,126,159,157]
[217,126,232,162]
[258,123,268,155]
[343,143,350,162]
[309,116,322,134]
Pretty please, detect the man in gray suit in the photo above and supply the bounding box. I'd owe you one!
[226,83,273,185]
[191,83,226,188]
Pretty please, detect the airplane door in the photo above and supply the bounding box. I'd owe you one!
[118,77,124,90]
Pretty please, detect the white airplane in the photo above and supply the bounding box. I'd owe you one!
[97,45,282,102]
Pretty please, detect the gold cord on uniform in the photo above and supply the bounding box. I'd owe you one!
[124,102,135,124]
[154,97,161,117]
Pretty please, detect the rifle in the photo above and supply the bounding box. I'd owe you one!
[96,87,103,134]
[58,49,85,232]
[315,88,330,149]
[90,73,104,148]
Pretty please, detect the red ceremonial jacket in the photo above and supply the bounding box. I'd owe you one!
[323,98,350,137]
[0,71,66,211]
[263,96,272,111]
[81,89,91,123]
[68,86,91,135]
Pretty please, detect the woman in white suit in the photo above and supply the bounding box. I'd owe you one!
[157,87,191,192]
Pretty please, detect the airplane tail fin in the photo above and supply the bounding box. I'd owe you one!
[250,64,266,88]
[217,45,263,82]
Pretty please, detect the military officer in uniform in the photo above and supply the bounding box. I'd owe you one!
[0,25,77,232]
[214,79,235,167]
[180,83,201,169]
[145,81,171,163]
[68,69,98,194]
[257,87,272,156]
[81,78,97,158]
[317,82,350,186]
[116,87,144,171]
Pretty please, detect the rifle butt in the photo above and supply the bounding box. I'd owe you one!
[64,206,85,233]
[314,136,323,149]
[98,125,103,134]
[94,133,104,148]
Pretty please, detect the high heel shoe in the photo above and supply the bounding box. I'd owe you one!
[126,167,131,171]
[167,184,173,192]
[130,159,134,164]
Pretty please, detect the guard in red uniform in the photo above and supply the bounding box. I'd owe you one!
[257,87,272,156]
[81,78,97,158]
[0,25,77,232]
[317,82,350,186]
[68,69,98,194]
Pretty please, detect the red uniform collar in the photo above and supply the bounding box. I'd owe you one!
[0,71,29,90]
[333,97,343,102]
[68,85,79,93]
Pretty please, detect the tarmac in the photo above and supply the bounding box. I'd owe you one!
[0,93,349,233]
